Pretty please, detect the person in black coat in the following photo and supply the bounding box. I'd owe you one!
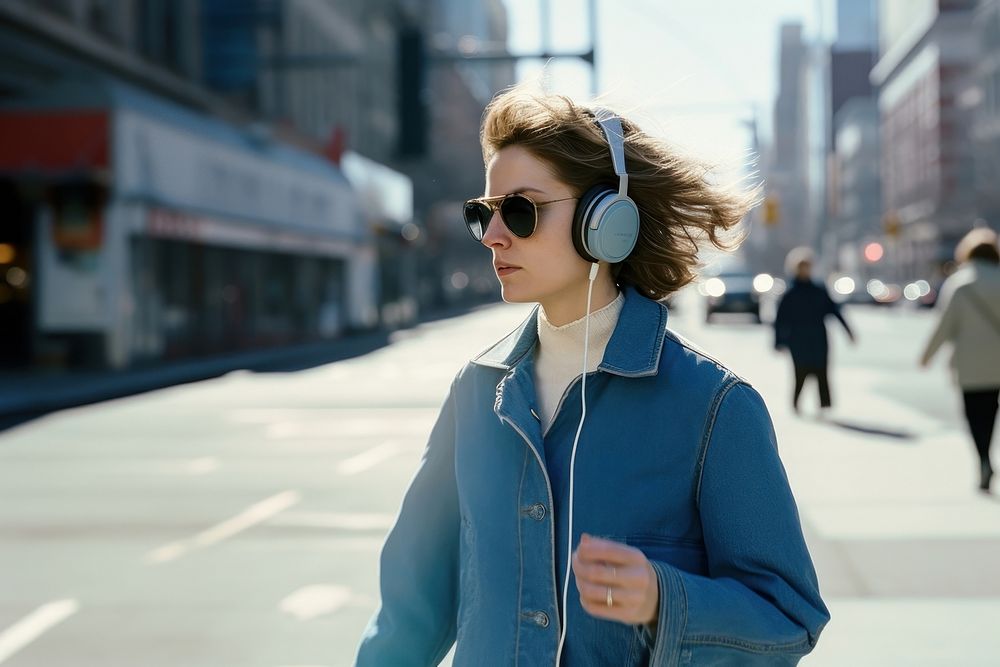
[774,248,855,414]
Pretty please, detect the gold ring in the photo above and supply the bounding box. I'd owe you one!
[606,586,613,608]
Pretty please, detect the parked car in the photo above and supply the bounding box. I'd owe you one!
[701,271,773,323]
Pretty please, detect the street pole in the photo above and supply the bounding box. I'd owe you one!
[588,0,599,96]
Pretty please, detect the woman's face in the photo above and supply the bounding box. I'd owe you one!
[481,145,591,308]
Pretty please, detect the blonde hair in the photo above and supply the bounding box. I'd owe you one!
[784,246,815,276]
[954,227,999,264]
[479,88,759,299]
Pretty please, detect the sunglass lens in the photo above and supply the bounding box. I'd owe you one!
[499,195,536,238]
[463,201,491,240]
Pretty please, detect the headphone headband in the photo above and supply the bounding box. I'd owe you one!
[592,107,628,197]
[571,106,640,265]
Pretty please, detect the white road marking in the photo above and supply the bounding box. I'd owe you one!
[278,585,352,620]
[0,599,79,664]
[269,512,396,531]
[145,490,301,564]
[336,442,399,476]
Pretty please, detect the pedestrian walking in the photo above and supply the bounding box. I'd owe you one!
[920,228,1000,492]
[773,247,856,416]
[355,88,828,666]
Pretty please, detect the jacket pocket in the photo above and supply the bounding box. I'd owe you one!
[624,534,708,576]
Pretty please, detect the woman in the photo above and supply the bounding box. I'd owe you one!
[773,247,855,416]
[921,228,1000,492]
[355,89,828,666]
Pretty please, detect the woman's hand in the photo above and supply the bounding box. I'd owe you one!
[572,533,659,626]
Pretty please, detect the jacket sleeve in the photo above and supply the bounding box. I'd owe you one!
[825,290,854,338]
[355,379,461,667]
[646,381,829,666]
[921,285,960,365]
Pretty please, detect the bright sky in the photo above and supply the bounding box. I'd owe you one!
[502,0,832,173]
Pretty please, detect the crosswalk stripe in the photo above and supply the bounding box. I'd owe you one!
[0,599,79,664]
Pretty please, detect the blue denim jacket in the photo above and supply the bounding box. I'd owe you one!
[356,287,829,666]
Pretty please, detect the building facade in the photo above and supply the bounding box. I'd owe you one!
[3,1,523,371]
[831,0,878,145]
[967,0,1000,228]
[872,0,978,281]
[825,0,881,276]
[221,0,515,310]
[761,23,817,275]
[832,97,882,276]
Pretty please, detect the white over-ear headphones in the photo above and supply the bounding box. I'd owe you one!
[571,108,641,264]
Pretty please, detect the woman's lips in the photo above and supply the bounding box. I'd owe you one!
[496,266,521,277]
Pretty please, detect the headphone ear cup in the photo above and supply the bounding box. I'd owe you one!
[572,185,615,263]
[589,195,640,263]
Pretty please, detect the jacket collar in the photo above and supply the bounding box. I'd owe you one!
[471,286,668,378]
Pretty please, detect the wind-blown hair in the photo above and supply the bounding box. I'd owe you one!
[479,88,760,300]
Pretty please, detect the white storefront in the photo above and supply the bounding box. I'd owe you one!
[3,80,377,369]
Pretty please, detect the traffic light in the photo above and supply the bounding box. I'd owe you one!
[762,196,780,226]
[397,27,428,157]
[863,242,884,263]
[883,211,901,238]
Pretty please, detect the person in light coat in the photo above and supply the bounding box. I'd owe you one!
[355,87,828,666]
[921,227,1000,492]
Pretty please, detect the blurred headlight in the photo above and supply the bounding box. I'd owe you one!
[833,276,855,295]
[705,277,726,297]
[753,273,774,293]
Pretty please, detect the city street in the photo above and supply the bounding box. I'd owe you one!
[1,288,999,666]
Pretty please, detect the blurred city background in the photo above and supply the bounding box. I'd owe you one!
[1,0,998,666]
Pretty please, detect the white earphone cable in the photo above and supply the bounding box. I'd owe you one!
[555,261,600,664]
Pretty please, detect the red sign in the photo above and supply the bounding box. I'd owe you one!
[0,111,109,173]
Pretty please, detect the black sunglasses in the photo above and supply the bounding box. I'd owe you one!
[463,193,577,241]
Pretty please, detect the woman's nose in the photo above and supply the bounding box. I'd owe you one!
[480,210,509,247]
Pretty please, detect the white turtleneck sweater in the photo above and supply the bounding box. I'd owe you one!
[534,291,624,433]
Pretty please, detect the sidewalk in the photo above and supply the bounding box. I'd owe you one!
[664,297,1000,665]
[755,314,1000,665]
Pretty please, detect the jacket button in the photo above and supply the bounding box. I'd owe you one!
[533,611,549,627]
[527,503,546,521]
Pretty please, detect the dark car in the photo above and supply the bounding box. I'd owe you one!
[702,271,766,323]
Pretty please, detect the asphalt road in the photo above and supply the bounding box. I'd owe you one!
[1,289,997,666]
